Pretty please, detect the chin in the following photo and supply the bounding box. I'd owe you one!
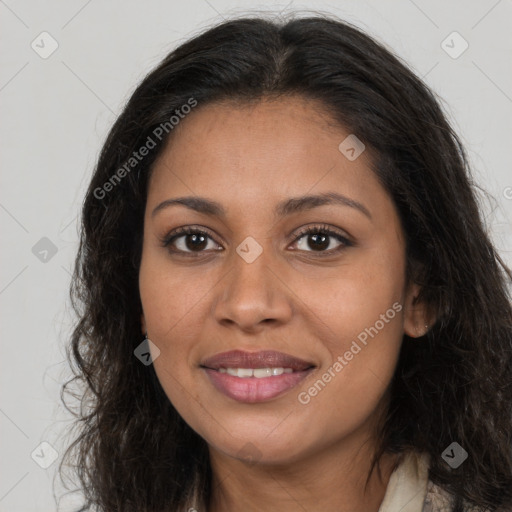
[203,422,316,466]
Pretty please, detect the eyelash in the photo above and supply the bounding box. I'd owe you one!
[160,224,353,258]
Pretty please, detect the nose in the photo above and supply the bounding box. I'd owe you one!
[212,246,294,333]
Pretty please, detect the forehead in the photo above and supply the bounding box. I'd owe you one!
[147,95,389,221]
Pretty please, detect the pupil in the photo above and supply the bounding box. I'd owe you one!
[186,233,207,251]
[309,233,329,251]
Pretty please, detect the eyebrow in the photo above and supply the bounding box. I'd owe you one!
[152,192,372,220]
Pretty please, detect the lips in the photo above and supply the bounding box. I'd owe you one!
[201,350,314,372]
[200,349,316,403]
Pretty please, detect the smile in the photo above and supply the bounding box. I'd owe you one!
[200,350,315,403]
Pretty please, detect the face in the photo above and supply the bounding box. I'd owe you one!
[138,95,426,466]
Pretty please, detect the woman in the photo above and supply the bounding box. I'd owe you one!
[60,14,512,512]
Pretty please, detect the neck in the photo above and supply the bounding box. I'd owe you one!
[207,437,399,512]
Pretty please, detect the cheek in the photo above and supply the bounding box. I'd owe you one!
[295,301,403,446]
[138,248,220,411]
[139,264,204,426]
[293,247,405,413]
[139,252,211,342]
[300,247,405,349]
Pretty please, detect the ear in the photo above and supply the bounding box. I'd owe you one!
[403,282,432,338]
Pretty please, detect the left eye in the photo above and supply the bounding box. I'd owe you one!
[291,226,352,254]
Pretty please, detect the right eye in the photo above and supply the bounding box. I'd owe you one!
[161,226,223,255]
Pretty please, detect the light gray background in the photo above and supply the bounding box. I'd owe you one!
[1,0,511,510]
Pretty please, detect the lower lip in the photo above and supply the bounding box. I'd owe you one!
[203,368,313,403]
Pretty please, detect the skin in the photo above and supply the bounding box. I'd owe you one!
[138,95,429,512]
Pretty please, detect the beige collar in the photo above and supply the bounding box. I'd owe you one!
[378,451,431,512]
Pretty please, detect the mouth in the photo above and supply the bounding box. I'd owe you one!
[200,350,316,403]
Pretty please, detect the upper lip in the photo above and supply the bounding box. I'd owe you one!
[201,350,315,371]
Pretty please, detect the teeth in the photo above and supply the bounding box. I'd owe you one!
[219,367,294,378]
[253,368,272,378]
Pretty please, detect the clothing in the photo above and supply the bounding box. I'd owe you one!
[378,451,454,512]
[377,450,511,512]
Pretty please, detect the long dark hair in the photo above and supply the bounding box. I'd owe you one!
[59,13,512,512]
